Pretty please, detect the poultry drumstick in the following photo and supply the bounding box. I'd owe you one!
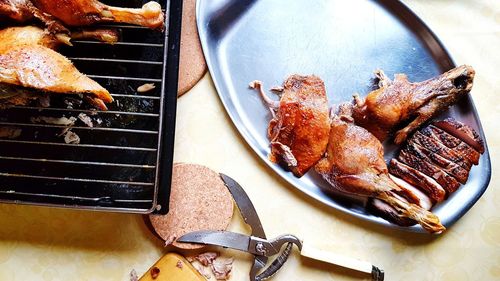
[250,75,330,177]
[314,107,445,233]
[352,65,475,144]
[31,0,164,29]
[0,26,113,110]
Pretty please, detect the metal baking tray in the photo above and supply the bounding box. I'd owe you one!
[197,0,491,232]
[0,0,182,214]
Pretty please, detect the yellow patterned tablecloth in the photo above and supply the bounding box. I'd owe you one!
[0,1,499,280]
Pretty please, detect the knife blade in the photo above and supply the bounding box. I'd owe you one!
[177,230,251,253]
[220,173,266,239]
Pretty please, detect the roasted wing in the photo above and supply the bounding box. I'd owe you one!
[314,109,445,233]
[31,0,164,29]
[250,75,330,177]
[0,26,113,110]
[352,65,475,144]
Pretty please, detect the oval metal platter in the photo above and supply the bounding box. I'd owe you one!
[196,0,491,232]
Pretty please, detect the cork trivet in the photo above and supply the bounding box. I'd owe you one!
[178,0,207,96]
[149,163,234,249]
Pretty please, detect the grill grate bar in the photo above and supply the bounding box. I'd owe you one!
[11,106,160,117]
[0,122,158,134]
[97,24,150,29]
[0,156,156,168]
[71,40,163,47]
[111,94,161,99]
[0,139,157,151]
[0,0,180,213]
[0,173,155,186]
[0,191,154,203]
[68,57,163,65]
[87,74,162,82]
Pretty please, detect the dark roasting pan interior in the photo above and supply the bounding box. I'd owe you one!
[0,0,182,214]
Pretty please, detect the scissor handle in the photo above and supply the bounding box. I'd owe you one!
[251,234,303,281]
[254,242,294,281]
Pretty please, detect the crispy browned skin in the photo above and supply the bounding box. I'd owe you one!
[0,0,68,34]
[0,25,60,49]
[0,26,113,110]
[423,126,480,165]
[250,75,330,177]
[433,118,484,154]
[412,131,472,171]
[314,112,445,233]
[389,159,446,203]
[405,141,469,184]
[352,65,475,144]
[398,147,461,194]
[0,0,33,22]
[31,0,164,29]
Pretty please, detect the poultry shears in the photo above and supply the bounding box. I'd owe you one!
[178,174,384,281]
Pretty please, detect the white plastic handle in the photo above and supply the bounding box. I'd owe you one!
[300,241,374,274]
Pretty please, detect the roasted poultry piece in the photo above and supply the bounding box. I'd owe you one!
[0,25,118,49]
[0,0,71,37]
[31,0,164,29]
[1,0,164,29]
[0,0,121,44]
[250,75,330,177]
[352,65,475,144]
[0,26,113,110]
[314,107,445,233]
[368,118,485,227]
[390,119,484,199]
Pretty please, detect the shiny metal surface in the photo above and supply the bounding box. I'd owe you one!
[197,0,491,232]
[220,173,266,238]
[178,230,251,252]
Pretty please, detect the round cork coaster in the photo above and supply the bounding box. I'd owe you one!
[149,163,234,249]
[177,0,207,96]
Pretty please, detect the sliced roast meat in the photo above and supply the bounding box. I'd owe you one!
[389,159,446,203]
[421,126,480,165]
[412,131,472,170]
[389,174,433,210]
[367,199,416,227]
[398,148,461,194]
[407,141,469,184]
[433,118,484,154]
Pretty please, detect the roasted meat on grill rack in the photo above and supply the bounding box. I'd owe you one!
[351,65,475,144]
[0,26,113,110]
[31,0,164,29]
[1,0,164,29]
[0,0,66,33]
[250,75,330,177]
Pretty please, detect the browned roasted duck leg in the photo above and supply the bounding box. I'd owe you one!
[250,76,330,177]
[352,65,475,144]
[315,110,445,233]
[31,0,164,29]
[0,1,119,44]
[0,26,113,110]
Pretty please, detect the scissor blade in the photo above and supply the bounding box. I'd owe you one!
[219,173,266,239]
[177,230,251,253]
